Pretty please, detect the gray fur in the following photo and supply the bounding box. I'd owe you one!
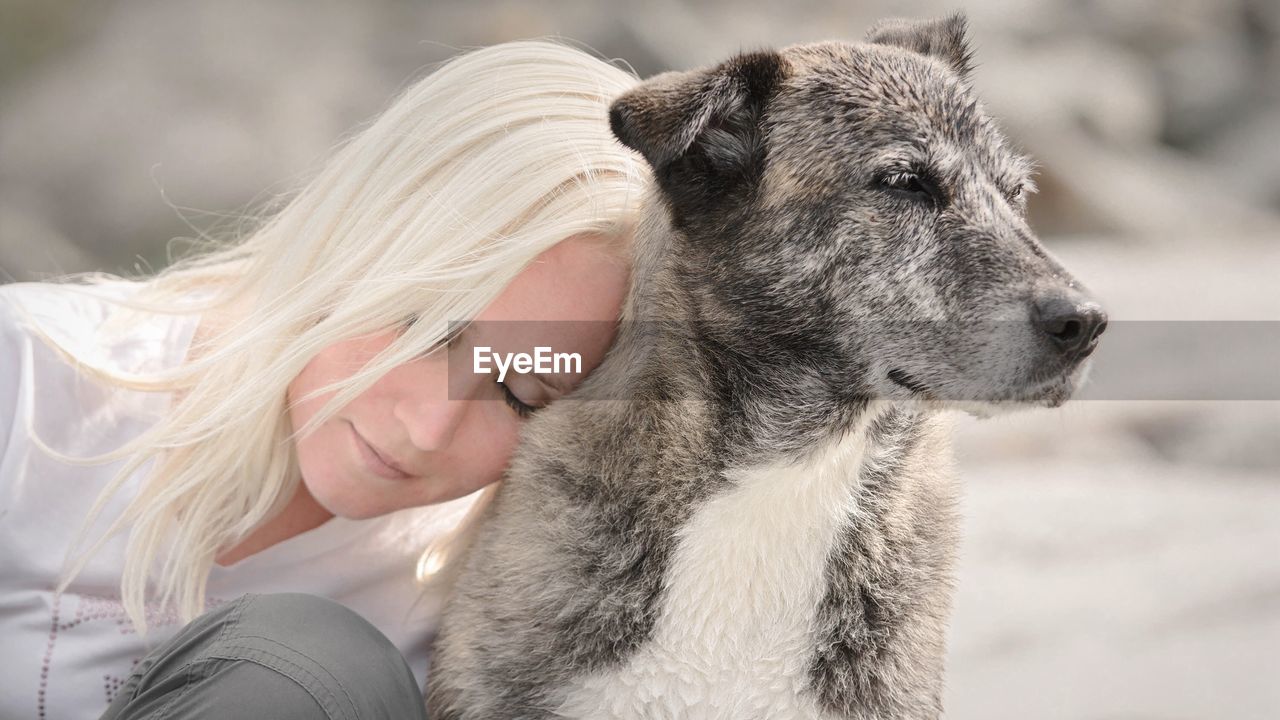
[428,14,1104,719]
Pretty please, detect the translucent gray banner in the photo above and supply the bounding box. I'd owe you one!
[439,320,1280,402]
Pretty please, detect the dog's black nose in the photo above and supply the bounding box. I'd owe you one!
[1032,293,1108,360]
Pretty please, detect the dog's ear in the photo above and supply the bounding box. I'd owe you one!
[866,12,974,80]
[609,50,786,181]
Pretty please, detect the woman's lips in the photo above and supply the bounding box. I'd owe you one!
[347,421,413,480]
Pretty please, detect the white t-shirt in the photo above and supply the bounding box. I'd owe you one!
[0,281,478,720]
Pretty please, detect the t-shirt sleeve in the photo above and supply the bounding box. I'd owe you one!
[0,287,31,467]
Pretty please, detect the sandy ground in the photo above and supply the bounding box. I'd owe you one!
[948,410,1280,720]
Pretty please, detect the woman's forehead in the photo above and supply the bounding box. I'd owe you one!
[477,234,629,325]
[453,234,629,394]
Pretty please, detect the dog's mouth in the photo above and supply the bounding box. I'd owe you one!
[887,364,1085,407]
[1011,366,1081,407]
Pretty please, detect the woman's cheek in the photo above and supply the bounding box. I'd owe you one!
[470,410,523,487]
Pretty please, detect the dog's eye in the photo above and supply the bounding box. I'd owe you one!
[878,171,938,204]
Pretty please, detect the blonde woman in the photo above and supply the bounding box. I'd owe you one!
[0,40,647,719]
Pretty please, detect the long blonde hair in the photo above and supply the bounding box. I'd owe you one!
[38,39,647,635]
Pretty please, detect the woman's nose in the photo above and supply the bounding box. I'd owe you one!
[394,396,469,452]
[393,369,483,452]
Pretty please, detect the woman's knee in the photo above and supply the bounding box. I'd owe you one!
[102,593,425,720]
[233,592,406,671]
[212,593,426,718]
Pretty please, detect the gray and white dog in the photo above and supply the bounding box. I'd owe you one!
[427,14,1106,719]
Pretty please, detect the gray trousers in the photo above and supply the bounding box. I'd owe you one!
[100,593,428,720]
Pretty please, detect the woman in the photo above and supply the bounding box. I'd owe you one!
[0,39,648,719]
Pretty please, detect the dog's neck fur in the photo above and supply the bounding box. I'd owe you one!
[549,402,932,719]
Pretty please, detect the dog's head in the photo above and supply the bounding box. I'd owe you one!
[610,14,1106,415]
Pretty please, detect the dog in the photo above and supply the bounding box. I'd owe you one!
[427,13,1107,719]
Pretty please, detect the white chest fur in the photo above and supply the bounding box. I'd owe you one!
[551,407,892,719]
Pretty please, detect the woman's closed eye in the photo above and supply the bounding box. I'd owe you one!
[498,380,540,418]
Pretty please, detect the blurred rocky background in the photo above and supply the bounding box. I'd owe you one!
[1,0,1276,717]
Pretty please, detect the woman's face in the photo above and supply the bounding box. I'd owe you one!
[286,233,629,519]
